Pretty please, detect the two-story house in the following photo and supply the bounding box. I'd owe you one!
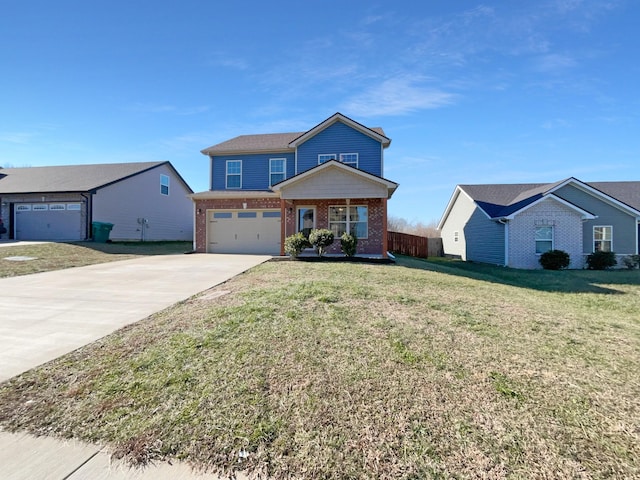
[191,113,399,256]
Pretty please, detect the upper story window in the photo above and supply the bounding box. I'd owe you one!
[593,226,612,252]
[160,174,170,195]
[339,153,358,167]
[226,160,242,189]
[535,226,553,254]
[318,154,337,164]
[270,158,286,186]
[454,231,459,242]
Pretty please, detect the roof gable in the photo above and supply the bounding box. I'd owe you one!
[270,159,398,198]
[288,112,390,148]
[0,161,193,194]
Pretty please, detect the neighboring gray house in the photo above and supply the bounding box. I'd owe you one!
[438,178,640,269]
[0,161,193,242]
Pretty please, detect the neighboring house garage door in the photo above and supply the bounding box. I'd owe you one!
[15,203,83,241]
[208,209,281,254]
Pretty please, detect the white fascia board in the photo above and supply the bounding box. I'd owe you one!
[271,160,398,192]
[437,187,461,230]
[288,113,390,148]
[548,178,640,217]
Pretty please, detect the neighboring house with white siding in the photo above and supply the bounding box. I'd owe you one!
[438,178,640,269]
[191,113,399,256]
[0,161,193,242]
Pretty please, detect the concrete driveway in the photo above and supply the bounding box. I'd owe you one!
[0,253,270,382]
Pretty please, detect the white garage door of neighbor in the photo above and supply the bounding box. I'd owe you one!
[15,203,83,240]
[208,209,281,254]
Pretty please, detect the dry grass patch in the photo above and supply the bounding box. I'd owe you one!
[1,258,639,479]
[0,241,192,278]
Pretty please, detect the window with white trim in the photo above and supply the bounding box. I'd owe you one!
[160,174,170,195]
[454,231,459,242]
[593,226,612,252]
[339,153,358,167]
[535,226,554,254]
[226,160,242,189]
[329,205,368,239]
[269,158,286,186]
[318,154,337,164]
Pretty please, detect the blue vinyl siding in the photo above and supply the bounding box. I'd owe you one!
[465,208,505,265]
[212,153,295,190]
[296,122,383,176]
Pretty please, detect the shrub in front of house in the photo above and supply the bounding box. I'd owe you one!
[340,232,358,257]
[621,254,640,270]
[539,249,570,270]
[586,250,617,270]
[284,232,311,258]
[309,228,335,257]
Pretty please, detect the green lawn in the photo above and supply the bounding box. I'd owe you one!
[0,241,192,278]
[1,257,638,479]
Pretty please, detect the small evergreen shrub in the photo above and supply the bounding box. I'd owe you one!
[622,254,640,270]
[284,232,311,258]
[539,249,570,270]
[586,250,617,270]
[340,232,358,257]
[309,228,334,257]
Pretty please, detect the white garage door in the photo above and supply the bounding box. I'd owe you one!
[15,203,83,240]
[208,209,281,254]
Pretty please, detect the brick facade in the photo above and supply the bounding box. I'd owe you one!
[283,198,386,256]
[193,196,281,252]
[194,196,387,256]
[508,198,584,269]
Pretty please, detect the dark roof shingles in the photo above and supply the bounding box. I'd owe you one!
[461,180,640,217]
[0,162,167,194]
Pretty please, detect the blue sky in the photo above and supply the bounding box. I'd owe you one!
[1,1,638,224]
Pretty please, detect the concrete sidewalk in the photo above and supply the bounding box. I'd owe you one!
[0,253,269,479]
[0,431,236,479]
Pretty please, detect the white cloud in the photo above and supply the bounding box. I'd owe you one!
[532,53,577,72]
[342,76,457,117]
[0,132,36,144]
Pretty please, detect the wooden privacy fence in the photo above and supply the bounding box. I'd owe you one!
[387,231,443,258]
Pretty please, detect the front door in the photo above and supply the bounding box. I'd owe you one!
[297,207,315,237]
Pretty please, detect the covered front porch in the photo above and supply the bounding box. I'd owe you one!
[271,160,398,258]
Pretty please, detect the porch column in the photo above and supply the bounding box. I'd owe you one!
[280,198,286,256]
[382,197,388,258]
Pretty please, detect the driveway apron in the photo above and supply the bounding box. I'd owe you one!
[0,254,270,382]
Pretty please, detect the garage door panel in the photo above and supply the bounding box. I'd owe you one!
[15,203,83,241]
[208,210,280,254]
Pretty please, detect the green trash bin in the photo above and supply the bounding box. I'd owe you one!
[92,221,114,243]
